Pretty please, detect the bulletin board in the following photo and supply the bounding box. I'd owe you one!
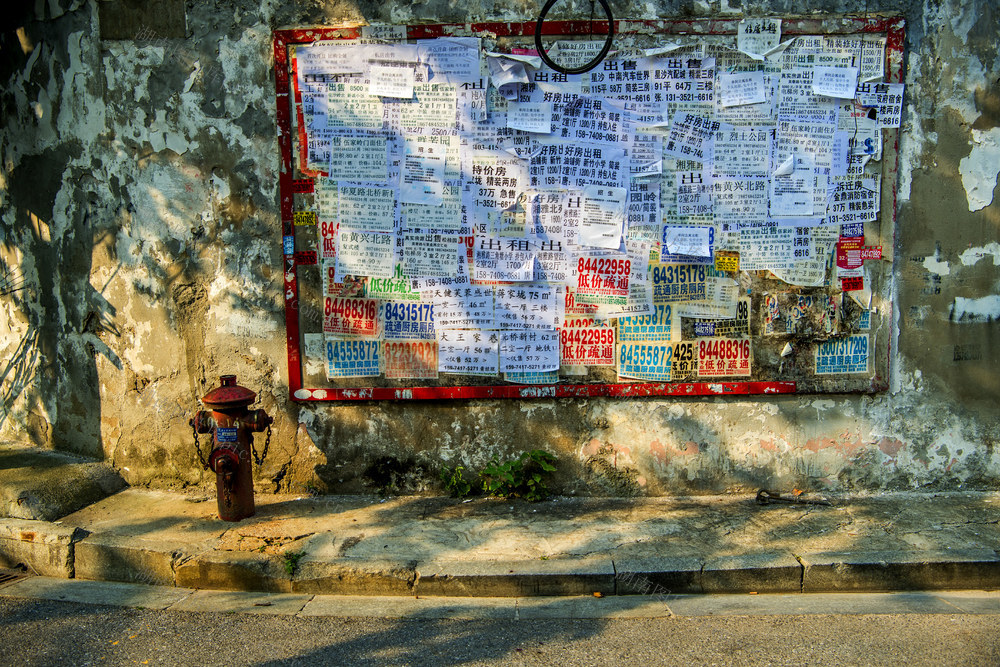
[272,16,904,402]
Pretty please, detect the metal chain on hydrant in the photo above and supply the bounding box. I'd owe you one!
[251,423,271,467]
[192,420,209,469]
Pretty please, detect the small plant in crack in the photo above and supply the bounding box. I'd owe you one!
[439,464,474,498]
[480,450,558,502]
[282,551,306,576]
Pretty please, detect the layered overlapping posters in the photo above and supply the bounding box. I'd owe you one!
[281,19,899,391]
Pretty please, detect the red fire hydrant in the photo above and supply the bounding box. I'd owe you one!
[189,375,273,521]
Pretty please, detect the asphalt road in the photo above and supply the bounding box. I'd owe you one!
[1,596,997,666]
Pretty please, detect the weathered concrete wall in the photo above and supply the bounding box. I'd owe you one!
[0,0,997,496]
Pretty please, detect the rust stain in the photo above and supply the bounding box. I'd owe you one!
[649,439,667,464]
[804,437,835,453]
[673,441,696,456]
[647,438,699,459]
[877,437,905,457]
[582,438,603,457]
[839,435,865,457]
[804,434,865,456]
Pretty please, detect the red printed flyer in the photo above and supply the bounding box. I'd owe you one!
[560,319,615,366]
[323,297,379,337]
[574,254,631,306]
[696,337,751,377]
[383,340,439,379]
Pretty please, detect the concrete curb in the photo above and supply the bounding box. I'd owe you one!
[613,556,702,594]
[799,549,1000,592]
[175,550,294,593]
[0,518,88,578]
[415,558,616,597]
[293,559,418,596]
[702,552,803,594]
[7,526,999,597]
[74,533,195,587]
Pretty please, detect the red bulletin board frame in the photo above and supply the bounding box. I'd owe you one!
[273,16,905,402]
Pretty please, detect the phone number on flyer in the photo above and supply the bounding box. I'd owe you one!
[652,264,706,302]
[697,337,751,377]
[326,339,380,378]
[617,342,674,382]
[324,297,379,337]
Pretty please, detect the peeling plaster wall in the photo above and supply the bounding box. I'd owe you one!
[0,0,997,496]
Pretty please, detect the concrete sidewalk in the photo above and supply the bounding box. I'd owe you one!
[1,483,998,597]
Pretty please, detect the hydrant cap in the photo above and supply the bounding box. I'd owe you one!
[200,374,257,409]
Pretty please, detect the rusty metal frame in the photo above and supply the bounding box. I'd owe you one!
[273,16,904,402]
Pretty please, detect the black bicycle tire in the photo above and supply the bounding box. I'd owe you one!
[534,0,615,76]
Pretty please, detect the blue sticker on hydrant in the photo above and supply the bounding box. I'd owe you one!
[216,427,238,443]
